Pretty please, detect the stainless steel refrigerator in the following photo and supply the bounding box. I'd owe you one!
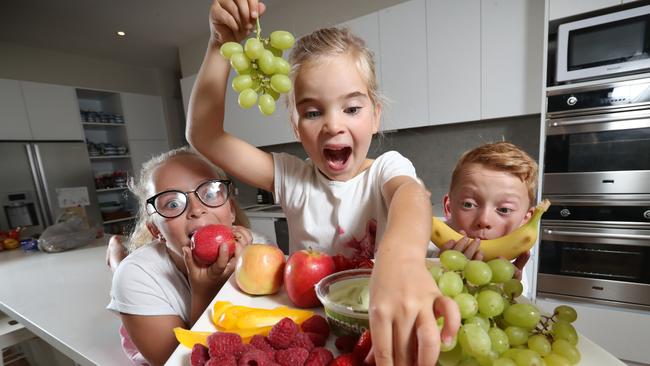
[0,141,102,237]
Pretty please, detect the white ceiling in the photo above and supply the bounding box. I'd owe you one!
[0,0,219,71]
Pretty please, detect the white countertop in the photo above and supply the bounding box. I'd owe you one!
[166,276,626,366]
[0,238,130,366]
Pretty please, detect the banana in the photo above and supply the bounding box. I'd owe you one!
[431,199,551,261]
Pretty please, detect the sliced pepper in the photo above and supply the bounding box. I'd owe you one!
[211,301,234,326]
[173,327,212,348]
[217,305,256,330]
[235,307,314,329]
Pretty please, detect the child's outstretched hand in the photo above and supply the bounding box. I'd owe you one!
[440,230,484,261]
[209,0,266,45]
[368,258,460,365]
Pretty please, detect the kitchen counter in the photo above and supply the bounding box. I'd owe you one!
[242,204,287,219]
[166,276,626,366]
[0,238,130,366]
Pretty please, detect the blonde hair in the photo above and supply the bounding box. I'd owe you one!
[450,142,539,206]
[126,146,249,251]
[287,27,381,120]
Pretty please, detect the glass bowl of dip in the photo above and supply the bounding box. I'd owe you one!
[315,268,371,337]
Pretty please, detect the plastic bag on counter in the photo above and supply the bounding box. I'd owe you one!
[38,215,99,253]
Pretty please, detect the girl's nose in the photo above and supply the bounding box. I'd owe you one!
[323,113,344,135]
[186,194,207,218]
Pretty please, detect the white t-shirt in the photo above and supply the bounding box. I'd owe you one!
[272,151,419,258]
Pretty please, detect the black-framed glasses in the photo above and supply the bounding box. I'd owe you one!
[146,179,232,218]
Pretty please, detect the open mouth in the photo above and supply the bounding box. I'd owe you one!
[323,146,351,171]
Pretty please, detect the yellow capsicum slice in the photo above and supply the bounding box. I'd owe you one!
[235,306,314,329]
[217,305,256,330]
[211,301,234,326]
[173,327,212,348]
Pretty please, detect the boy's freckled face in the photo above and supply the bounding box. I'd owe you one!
[444,163,533,240]
[293,54,380,181]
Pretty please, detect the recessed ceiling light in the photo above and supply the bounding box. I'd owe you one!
[116,31,126,37]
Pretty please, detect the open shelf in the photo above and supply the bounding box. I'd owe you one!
[103,216,136,224]
[89,155,131,160]
[96,187,128,193]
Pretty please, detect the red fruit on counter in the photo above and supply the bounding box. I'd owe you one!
[330,353,358,366]
[352,330,372,363]
[190,343,209,366]
[333,254,355,272]
[284,249,335,308]
[191,224,235,266]
[334,335,356,354]
[300,315,330,339]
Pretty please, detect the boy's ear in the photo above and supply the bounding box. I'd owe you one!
[521,206,535,225]
[442,194,453,220]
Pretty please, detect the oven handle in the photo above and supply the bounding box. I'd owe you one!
[542,228,650,241]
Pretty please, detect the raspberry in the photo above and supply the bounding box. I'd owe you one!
[268,317,299,349]
[329,353,358,366]
[275,347,309,366]
[333,254,355,272]
[191,344,210,366]
[207,332,243,358]
[250,335,276,359]
[300,315,330,339]
[304,347,334,366]
[334,335,357,354]
[352,330,372,362]
[239,349,271,366]
[235,344,258,360]
[288,332,314,351]
[356,259,374,269]
[207,353,237,366]
[304,332,327,347]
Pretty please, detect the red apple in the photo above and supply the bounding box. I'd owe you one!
[235,244,286,295]
[284,249,335,308]
[190,224,235,266]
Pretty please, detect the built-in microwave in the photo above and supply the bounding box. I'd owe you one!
[556,4,650,83]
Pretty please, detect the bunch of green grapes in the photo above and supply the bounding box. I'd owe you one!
[219,20,295,116]
[430,250,581,366]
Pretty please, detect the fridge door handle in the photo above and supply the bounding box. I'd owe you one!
[26,144,53,226]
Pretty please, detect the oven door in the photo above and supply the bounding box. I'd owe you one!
[538,222,650,310]
[544,109,650,195]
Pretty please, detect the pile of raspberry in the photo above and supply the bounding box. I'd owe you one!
[191,315,372,366]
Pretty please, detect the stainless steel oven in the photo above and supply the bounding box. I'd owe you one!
[540,77,650,310]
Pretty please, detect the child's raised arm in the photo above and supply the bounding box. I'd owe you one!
[369,176,460,365]
[186,0,274,192]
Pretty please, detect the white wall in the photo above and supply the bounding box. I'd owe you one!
[178,0,409,77]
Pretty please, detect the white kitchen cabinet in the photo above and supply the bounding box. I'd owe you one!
[122,92,168,141]
[0,78,32,140]
[549,0,621,20]
[248,217,278,245]
[426,0,481,125]
[21,81,84,141]
[342,11,382,88]
[128,139,170,173]
[481,0,544,120]
[536,296,650,364]
[378,0,429,131]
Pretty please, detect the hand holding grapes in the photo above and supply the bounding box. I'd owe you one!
[209,0,266,45]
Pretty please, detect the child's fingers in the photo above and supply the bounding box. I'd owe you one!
[216,0,243,33]
[513,250,530,270]
[434,295,461,345]
[234,0,252,30]
[215,243,231,269]
[415,306,440,366]
[464,238,481,260]
[182,246,198,274]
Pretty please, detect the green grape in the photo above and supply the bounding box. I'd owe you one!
[270,30,296,50]
[554,305,578,323]
[493,358,517,366]
[551,320,578,346]
[488,327,510,355]
[502,348,522,361]
[439,271,464,297]
[230,52,251,73]
[504,326,529,346]
[267,88,280,101]
[219,41,243,59]
[270,74,292,94]
[459,324,492,358]
[257,50,276,75]
[269,46,283,57]
[503,279,523,299]
[458,359,481,366]
[258,94,276,116]
[543,353,571,366]
[428,263,444,282]
[232,74,254,93]
[477,290,505,318]
[487,258,515,283]
[274,56,291,75]
[439,343,463,366]
[504,303,541,329]
[454,293,478,319]
[527,334,551,356]
[551,339,580,365]
[441,333,458,352]
[464,260,493,286]
[440,250,468,271]
[475,353,498,366]
[244,38,265,60]
[238,89,257,109]
[511,349,544,366]
[465,315,490,332]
